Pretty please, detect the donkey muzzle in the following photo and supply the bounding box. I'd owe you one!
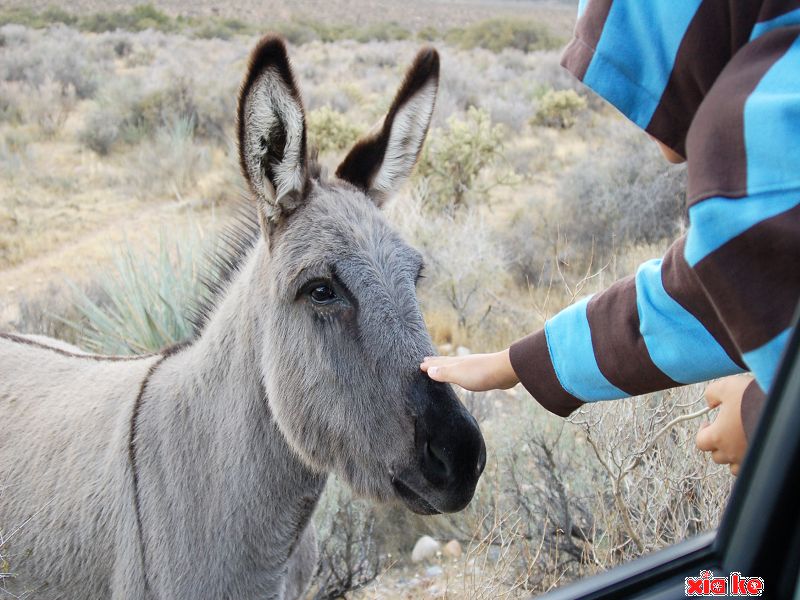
[394,374,486,514]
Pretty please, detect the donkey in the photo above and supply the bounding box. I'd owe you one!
[0,37,486,599]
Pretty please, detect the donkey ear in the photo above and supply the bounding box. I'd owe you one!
[335,48,439,206]
[237,36,308,229]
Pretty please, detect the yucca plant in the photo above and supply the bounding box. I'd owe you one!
[65,227,212,355]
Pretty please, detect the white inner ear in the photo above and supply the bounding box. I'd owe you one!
[243,69,305,216]
[371,79,437,198]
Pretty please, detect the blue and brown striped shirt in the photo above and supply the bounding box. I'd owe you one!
[510,0,800,435]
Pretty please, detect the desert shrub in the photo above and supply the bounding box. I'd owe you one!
[193,87,236,144]
[0,26,105,99]
[499,206,563,289]
[352,21,410,43]
[127,79,199,140]
[129,117,210,199]
[39,6,78,27]
[9,282,99,346]
[80,75,204,153]
[558,131,687,263]
[461,386,728,594]
[192,17,250,40]
[79,106,121,155]
[64,226,209,354]
[416,106,513,210]
[417,25,440,41]
[566,389,731,566]
[318,83,362,114]
[482,93,535,131]
[532,88,587,129]
[307,106,361,154]
[99,31,135,57]
[79,4,176,33]
[26,79,77,138]
[0,486,51,597]
[0,128,31,184]
[79,78,139,154]
[0,7,38,28]
[309,484,382,599]
[387,198,515,347]
[0,81,23,123]
[276,19,410,45]
[49,46,102,100]
[277,21,321,46]
[447,18,562,53]
[0,6,76,28]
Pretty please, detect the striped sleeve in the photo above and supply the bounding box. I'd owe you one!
[561,0,800,157]
[684,27,800,393]
[509,238,746,417]
[513,21,800,417]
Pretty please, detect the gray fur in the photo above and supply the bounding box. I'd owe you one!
[0,38,484,599]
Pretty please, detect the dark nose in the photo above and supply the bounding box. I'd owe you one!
[413,374,486,490]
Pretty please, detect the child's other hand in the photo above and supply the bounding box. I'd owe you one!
[695,374,752,476]
[420,349,519,392]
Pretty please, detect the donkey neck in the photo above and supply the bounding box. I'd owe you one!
[136,240,325,590]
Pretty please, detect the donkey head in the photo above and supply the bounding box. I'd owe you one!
[237,37,485,514]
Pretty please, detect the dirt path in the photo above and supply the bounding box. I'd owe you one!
[0,198,218,325]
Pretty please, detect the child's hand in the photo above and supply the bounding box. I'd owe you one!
[695,374,752,475]
[420,349,519,392]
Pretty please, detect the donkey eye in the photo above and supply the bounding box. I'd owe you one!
[309,284,337,304]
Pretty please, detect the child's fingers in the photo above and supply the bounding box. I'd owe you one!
[704,381,724,409]
[710,449,723,464]
[711,449,734,466]
[420,356,463,371]
[695,421,718,453]
[426,364,457,383]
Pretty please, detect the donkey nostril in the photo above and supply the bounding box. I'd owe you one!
[476,445,487,476]
[424,441,450,480]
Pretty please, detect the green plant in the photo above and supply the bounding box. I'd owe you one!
[446,18,562,53]
[64,228,210,354]
[352,21,410,43]
[192,17,250,40]
[79,4,176,33]
[275,19,410,45]
[307,106,361,154]
[417,25,440,42]
[531,89,587,129]
[0,6,76,28]
[416,106,513,210]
